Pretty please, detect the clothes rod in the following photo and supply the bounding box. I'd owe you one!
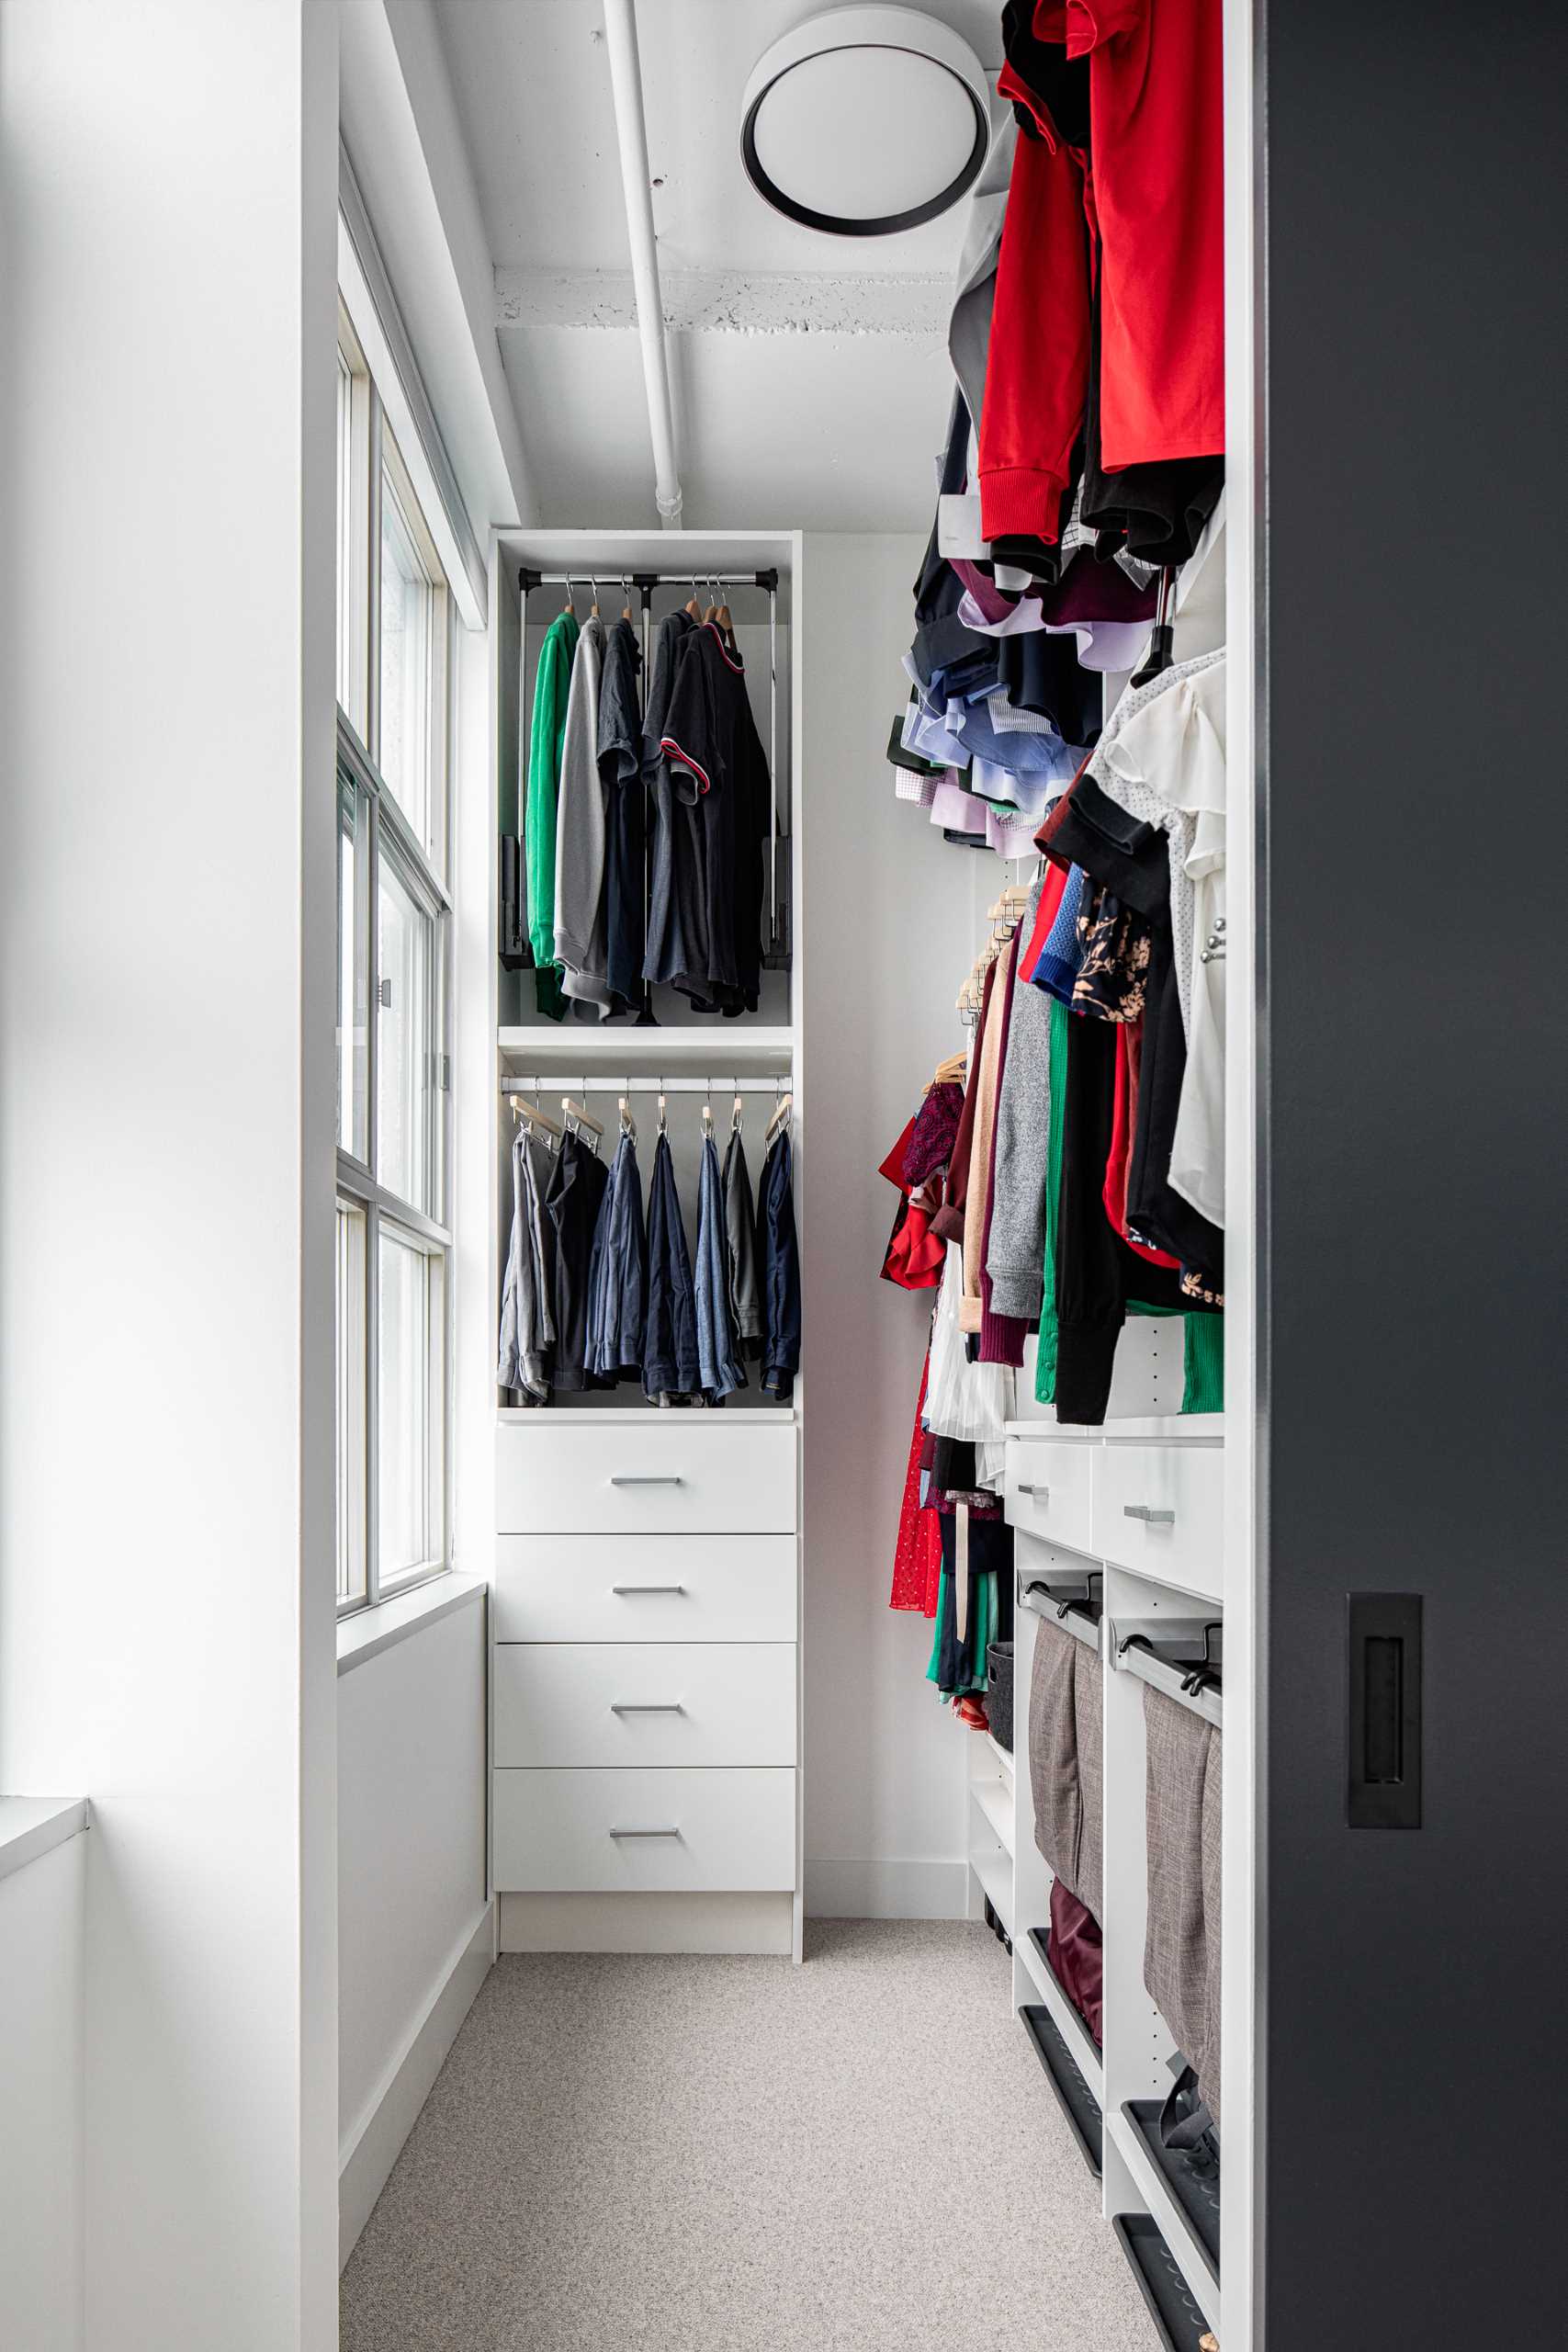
[518,567,779,596]
[502,1077,789,1095]
[1109,1622,1224,1728]
[1019,1583,1101,1650]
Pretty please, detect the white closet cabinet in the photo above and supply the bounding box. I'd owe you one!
[965,1421,1225,2346]
[486,530,805,1962]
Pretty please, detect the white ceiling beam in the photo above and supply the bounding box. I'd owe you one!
[496,266,950,341]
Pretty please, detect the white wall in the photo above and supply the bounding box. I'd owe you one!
[0,1834,86,2352]
[337,1596,491,2261]
[0,6,339,2345]
[800,532,978,1917]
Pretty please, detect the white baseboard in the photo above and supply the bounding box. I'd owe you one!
[338,1900,494,2267]
[804,1858,970,1919]
[498,1890,793,1955]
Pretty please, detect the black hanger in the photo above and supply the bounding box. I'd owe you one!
[1129,565,1175,689]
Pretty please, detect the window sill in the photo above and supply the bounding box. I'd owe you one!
[336,1569,486,1678]
[0,1793,89,1885]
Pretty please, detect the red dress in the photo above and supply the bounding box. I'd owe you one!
[889,1354,943,1616]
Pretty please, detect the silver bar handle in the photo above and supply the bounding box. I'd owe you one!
[610,1702,686,1714]
[1123,1504,1176,1525]
[1017,1483,1050,1500]
[611,1583,686,1595]
[608,1826,682,1839]
[609,1474,684,1487]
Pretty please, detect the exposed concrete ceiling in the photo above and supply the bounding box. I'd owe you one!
[432,1,1005,532]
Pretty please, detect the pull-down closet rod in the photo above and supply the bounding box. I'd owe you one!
[516,571,781,593]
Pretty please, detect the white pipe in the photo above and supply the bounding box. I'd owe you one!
[602,0,683,527]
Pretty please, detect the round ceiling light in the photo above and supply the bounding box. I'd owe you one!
[740,6,990,238]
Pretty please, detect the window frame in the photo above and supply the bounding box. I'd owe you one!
[334,298,455,1619]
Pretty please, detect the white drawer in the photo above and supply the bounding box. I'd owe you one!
[1091,1442,1224,1600]
[1003,1437,1096,1553]
[492,1534,796,1645]
[495,1419,796,1534]
[493,1767,797,1892]
[494,1643,797,1768]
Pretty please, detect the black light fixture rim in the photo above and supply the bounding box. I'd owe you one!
[740,42,987,240]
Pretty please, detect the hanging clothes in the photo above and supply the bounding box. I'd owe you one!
[987,879,1053,1322]
[597,616,647,1016]
[960,927,1020,1334]
[694,1132,745,1401]
[543,1132,610,1394]
[641,607,702,993]
[889,1352,944,1616]
[496,1121,556,1400]
[756,1127,801,1403]
[1041,0,1224,472]
[1143,1687,1224,2118]
[584,1130,647,1385]
[642,1131,700,1403]
[660,622,772,1015]
[720,1127,763,1362]
[927,1506,1014,1697]
[554,613,611,1017]
[524,606,579,1019]
[977,44,1090,548]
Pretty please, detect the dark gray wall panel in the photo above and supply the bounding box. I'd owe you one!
[1261,4,1568,2341]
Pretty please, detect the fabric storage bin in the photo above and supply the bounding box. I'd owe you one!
[986,1641,1014,1750]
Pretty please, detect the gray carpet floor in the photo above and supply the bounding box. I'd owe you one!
[341,1918,1155,2351]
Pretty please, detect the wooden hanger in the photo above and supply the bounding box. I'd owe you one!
[561,1096,604,1148]
[702,574,718,625]
[621,575,634,623]
[617,1094,637,1141]
[765,1090,793,1145]
[684,577,702,619]
[589,577,602,618]
[511,1091,562,1145]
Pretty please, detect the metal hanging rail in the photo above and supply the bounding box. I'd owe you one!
[518,569,780,595]
[502,1076,789,1096]
[1108,1615,1224,1728]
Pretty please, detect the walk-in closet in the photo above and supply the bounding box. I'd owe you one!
[3,5,1561,2351]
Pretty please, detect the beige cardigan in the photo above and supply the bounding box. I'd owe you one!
[958,922,1020,1333]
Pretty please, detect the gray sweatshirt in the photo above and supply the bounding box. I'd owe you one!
[554,615,610,1014]
[985,876,1052,1322]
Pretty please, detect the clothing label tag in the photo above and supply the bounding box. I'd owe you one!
[937,492,987,560]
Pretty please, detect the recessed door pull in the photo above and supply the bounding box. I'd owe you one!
[610,1583,686,1595]
[609,1474,684,1487]
[1017,1483,1050,1499]
[610,1702,686,1713]
[608,1826,682,1838]
[1123,1503,1176,1525]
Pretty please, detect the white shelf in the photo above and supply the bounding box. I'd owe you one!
[969,1774,1013,1857]
[985,1732,1015,1781]
[1018,1919,1104,2105]
[499,1025,795,1076]
[497,1405,795,1424]
[1106,2105,1221,2333]
[970,1842,1012,1938]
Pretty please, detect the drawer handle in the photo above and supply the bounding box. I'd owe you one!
[610,1475,684,1487]
[611,1583,687,1595]
[1123,1504,1176,1526]
[608,1826,682,1839]
[610,1702,686,1714]
[1017,1483,1050,1500]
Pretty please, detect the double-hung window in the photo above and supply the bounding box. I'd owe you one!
[334,298,453,1613]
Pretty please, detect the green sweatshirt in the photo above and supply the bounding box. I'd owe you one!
[525,609,580,971]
